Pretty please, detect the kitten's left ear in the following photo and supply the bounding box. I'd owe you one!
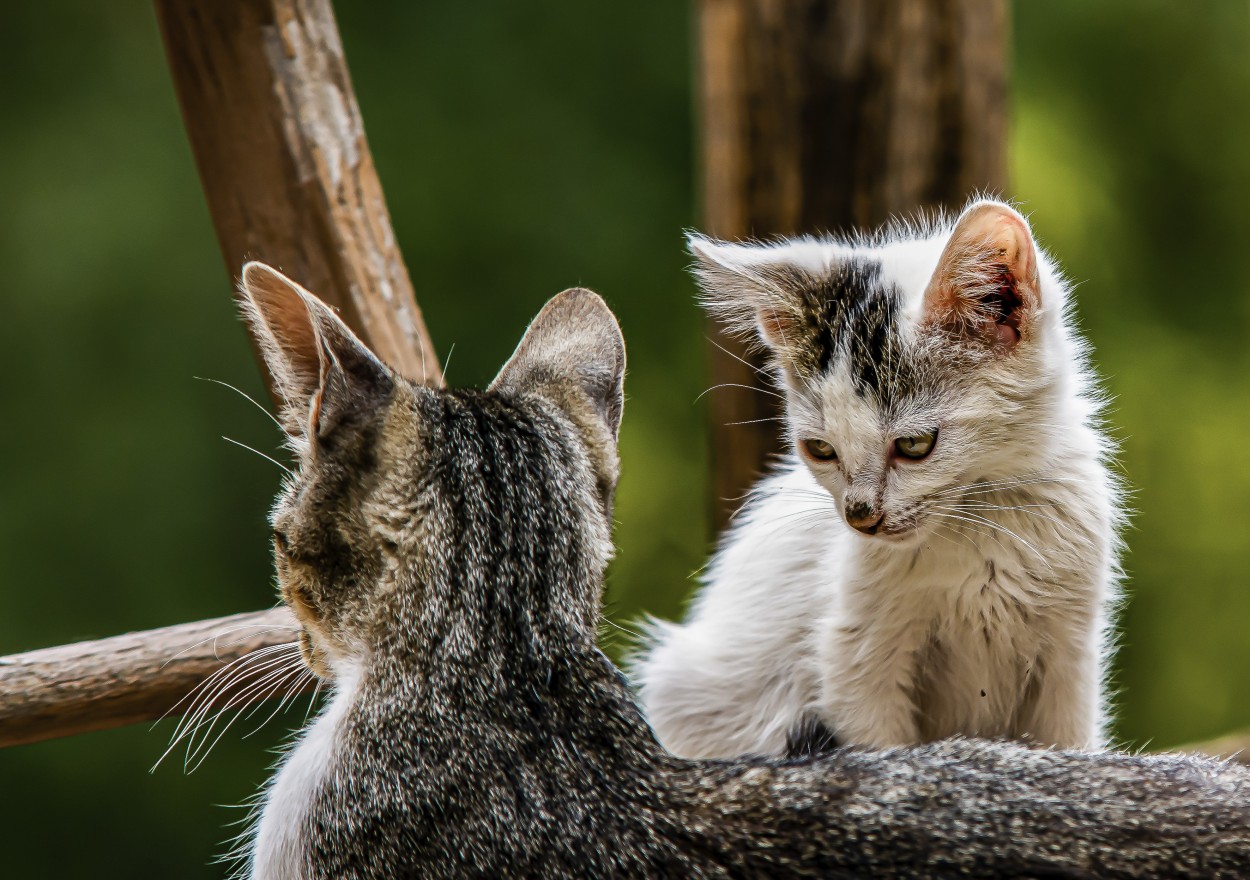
[491,288,626,510]
[239,262,393,443]
[922,201,1042,351]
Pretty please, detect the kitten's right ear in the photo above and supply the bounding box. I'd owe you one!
[238,262,393,442]
[687,234,807,353]
[491,289,625,512]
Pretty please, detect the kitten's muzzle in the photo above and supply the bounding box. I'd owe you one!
[845,503,885,535]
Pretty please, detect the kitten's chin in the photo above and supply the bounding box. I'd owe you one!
[858,522,922,545]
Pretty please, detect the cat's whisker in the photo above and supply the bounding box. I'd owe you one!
[600,616,644,642]
[932,475,1074,499]
[925,523,966,551]
[184,667,305,773]
[931,506,1052,568]
[222,435,293,476]
[160,624,300,668]
[706,335,772,381]
[761,505,840,537]
[173,649,302,762]
[154,643,303,770]
[184,656,308,772]
[441,342,456,378]
[240,665,317,740]
[418,325,429,386]
[194,375,283,432]
[952,501,1086,539]
[927,511,1013,557]
[155,641,297,730]
[301,678,325,727]
[694,382,785,404]
[724,416,785,427]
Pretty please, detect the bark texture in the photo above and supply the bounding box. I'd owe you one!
[155,0,441,386]
[0,609,303,748]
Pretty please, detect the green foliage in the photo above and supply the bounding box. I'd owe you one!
[0,0,1247,874]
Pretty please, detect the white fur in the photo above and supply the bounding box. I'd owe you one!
[249,664,360,880]
[636,202,1121,757]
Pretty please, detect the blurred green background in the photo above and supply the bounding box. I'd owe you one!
[2,0,1249,875]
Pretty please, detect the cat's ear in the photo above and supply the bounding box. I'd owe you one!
[687,234,811,352]
[238,262,393,442]
[921,201,1041,351]
[491,288,626,507]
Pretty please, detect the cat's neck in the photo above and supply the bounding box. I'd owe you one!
[352,632,663,768]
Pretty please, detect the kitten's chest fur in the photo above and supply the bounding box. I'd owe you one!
[822,490,1103,746]
[845,543,1047,740]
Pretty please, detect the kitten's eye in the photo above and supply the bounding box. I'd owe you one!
[894,429,938,460]
[802,438,838,462]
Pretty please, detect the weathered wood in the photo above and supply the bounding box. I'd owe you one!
[698,0,1008,526]
[155,0,441,386]
[0,609,306,749]
[0,0,430,752]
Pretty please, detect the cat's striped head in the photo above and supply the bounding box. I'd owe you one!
[693,199,1094,542]
[238,265,624,681]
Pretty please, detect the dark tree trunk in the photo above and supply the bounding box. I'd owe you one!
[698,0,1008,528]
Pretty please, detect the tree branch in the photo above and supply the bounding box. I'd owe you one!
[154,0,440,387]
[0,609,305,749]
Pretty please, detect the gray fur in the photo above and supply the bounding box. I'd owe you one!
[239,265,1250,879]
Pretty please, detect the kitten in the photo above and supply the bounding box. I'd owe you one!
[236,262,1248,879]
[634,199,1121,756]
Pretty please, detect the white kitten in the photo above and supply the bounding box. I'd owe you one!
[634,199,1122,757]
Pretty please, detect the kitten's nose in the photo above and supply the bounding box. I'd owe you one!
[845,503,884,535]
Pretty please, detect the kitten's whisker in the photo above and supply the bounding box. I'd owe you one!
[600,617,644,642]
[927,512,1010,556]
[301,678,325,727]
[239,659,314,725]
[418,326,429,386]
[932,476,1071,499]
[706,335,771,380]
[441,342,456,378]
[925,523,964,551]
[954,502,1084,538]
[932,506,1052,568]
[222,436,293,476]
[194,376,283,431]
[761,505,840,537]
[724,416,785,427]
[694,383,785,404]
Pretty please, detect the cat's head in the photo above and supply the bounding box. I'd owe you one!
[693,199,1087,543]
[238,264,625,680]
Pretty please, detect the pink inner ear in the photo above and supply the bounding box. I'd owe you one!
[923,203,1040,350]
[757,307,797,349]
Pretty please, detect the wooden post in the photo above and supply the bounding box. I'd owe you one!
[0,609,299,749]
[154,0,440,387]
[698,0,1008,526]
[0,0,444,750]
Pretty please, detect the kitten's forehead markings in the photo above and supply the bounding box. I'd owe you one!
[796,258,913,410]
